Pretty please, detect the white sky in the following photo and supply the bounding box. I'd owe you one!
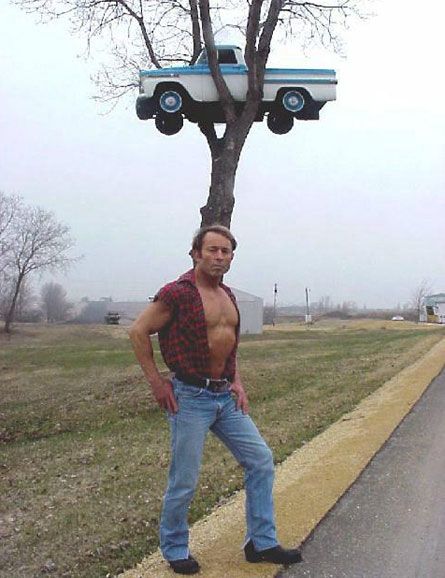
[1,0,444,308]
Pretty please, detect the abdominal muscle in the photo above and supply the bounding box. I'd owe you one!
[207,326,237,378]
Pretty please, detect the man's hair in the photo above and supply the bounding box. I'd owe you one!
[191,225,237,253]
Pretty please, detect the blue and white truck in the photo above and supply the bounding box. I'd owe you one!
[136,45,337,135]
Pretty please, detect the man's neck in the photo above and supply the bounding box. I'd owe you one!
[194,267,222,290]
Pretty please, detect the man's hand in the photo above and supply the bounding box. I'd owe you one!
[151,378,178,414]
[230,380,249,414]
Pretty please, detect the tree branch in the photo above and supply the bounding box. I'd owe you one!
[198,0,236,123]
[257,0,285,70]
[114,0,162,68]
[244,0,263,99]
[189,0,202,64]
[197,120,220,156]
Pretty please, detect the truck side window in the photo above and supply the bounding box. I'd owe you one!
[196,51,208,65]
[218,49,237,64]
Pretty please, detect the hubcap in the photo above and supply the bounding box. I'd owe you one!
[282,90,304,112]
[159,91,182,113]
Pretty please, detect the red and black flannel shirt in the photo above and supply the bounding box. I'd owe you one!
[153,269,240,381]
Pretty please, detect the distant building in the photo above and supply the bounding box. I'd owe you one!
[76,287,263,334]
[231,288,263,335]
[420,294,445,324]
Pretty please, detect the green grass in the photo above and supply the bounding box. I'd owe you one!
[1,321,444,577]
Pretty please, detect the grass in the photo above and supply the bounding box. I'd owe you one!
[1,320,444,577]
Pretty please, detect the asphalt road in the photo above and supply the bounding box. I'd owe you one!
[279,368,445,578]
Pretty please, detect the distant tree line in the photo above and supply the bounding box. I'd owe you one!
[0,191,76,333]
[263,284,433,325]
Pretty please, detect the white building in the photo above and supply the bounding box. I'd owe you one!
[231,288,263,335]
[420,294,445,324]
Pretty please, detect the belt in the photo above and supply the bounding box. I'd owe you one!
[175,374,231,393]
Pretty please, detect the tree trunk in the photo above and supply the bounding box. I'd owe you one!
[4,273,24,334]
[200,148,238,227]
[199,116,257,228]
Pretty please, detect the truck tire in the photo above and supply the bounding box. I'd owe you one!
[281,89,305,113]
[267,110,294,134]
[155,112,183,135]
[136,96,155,120]
[158,90,183,114]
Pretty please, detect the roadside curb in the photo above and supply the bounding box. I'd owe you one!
[120,338,445,578]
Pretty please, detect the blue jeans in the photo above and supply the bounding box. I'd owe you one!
[160,379,278,561]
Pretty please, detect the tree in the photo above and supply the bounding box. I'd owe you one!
[1,276,34,320]
[15,0,366,227]
[410,279,433,322]
[0,192,20,273]
[40,281,72,322]
[0,193,77,333]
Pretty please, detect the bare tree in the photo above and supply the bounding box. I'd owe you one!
[0,278,39,321]
[40,281,72,322]
[1,196,77,333]
[14,0,367,227]
[0,192,21,273]
[410,279,433,322]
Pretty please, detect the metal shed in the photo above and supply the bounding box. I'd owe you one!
[420,294,445,324]
[231,288,263,335]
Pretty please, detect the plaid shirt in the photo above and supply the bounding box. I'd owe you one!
[153,269,240,381]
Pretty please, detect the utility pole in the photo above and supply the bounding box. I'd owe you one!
[305,287,312,324]
[273,283,278,327]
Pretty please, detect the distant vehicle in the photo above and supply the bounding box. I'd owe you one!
[136,44,337,135]
[104,312,120,325]
[391,316,405,321]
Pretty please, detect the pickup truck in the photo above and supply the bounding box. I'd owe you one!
[136,45,337,135]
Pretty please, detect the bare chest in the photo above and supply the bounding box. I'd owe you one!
[198,288,238,330]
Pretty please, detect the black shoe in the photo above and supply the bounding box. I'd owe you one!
[168,554,200,574]
[244,539,303,565]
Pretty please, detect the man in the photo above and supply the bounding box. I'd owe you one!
[129,225,302,575]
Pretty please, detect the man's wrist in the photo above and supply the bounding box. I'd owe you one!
[150,375,171,390]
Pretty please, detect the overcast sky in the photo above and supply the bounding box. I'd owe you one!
[1,1,444,308]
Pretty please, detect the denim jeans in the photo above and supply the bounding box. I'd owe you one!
[159,378,278,561]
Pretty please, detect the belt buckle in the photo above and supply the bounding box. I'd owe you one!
[204,378,225,392]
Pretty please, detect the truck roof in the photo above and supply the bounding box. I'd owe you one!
[208,45,242,51]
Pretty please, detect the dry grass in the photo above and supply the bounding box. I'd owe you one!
[1,321,444,577]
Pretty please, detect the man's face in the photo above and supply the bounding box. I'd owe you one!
[193,232,234,278]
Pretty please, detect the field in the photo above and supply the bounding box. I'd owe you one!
[1,320,444,577]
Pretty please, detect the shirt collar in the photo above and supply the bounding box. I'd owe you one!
[178,268,228,289]
[177,269,197,286]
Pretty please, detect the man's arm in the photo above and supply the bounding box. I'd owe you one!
[230,360,249,414]
[128,301,178,414]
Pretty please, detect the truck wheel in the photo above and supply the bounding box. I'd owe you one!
[281,90,305,113]
[267,110,294,134]
[155,112,183,135]
[158,90,183,114]
[136,96,155,120]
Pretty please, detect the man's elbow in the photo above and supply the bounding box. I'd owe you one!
[128,322,144,342]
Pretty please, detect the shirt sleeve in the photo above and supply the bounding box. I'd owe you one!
[153,282,177,312]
